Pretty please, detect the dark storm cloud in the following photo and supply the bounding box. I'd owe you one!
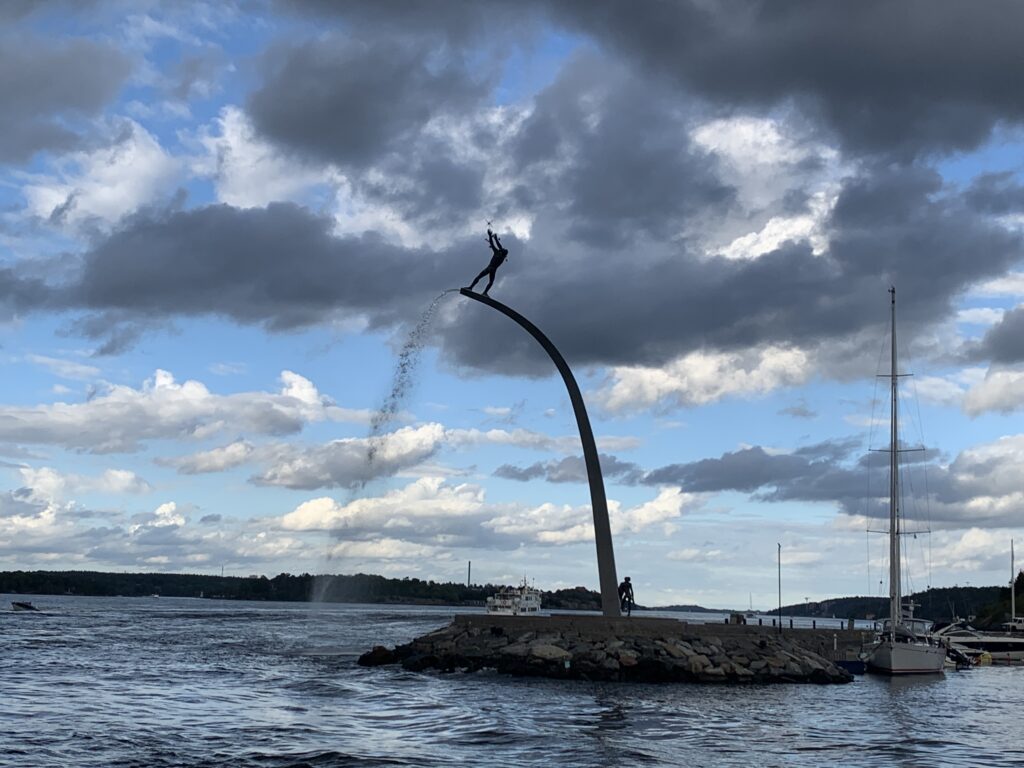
[552,58,733,248]
[643,438,880,513]
[646,446,818,494]
[965,173,1024,216]
[0,1,1019,373]
[974,308,1024,364]
[0,0,99,22]
[494,453,643,485]
[437,165,1022,375]
[643,435,1024,528]
[8,161,1013,369]
[779,402,817,420]
[794,437,862,463]
[276,0,540,45]
[0,266,58,323]
[493,463,543,482]
[359,144,486,230]
[0,488,46,519]
[279,0,1024,160]
[247,36,490,169]
[544,0,1024,159]
[0,0,41,19]
[60,202,468,341]
[0,36,130,163]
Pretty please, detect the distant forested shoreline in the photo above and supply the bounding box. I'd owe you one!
[1,570,1017,625]
[0,570,604,611]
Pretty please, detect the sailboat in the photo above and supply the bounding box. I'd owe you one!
[865,287,946,675]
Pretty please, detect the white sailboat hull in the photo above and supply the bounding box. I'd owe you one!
[867,640,945,675]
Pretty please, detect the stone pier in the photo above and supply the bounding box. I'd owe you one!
[358,615,860,684]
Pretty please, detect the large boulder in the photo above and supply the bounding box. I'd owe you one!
[357,645,396,666]
[530,644,572,661]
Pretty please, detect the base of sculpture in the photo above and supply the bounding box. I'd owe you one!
[358,615,855,684]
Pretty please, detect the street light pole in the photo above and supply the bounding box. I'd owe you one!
[777,543,782,634]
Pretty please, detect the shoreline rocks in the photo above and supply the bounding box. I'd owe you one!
[358,615,854,684]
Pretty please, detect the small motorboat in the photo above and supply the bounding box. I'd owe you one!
[11,601,39,612]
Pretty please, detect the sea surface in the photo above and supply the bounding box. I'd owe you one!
[2,595,1022,768]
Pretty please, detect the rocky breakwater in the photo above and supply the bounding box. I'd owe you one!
[358,615,853,684]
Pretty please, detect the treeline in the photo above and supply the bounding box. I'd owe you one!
[6,569,1014,621]
[0,570,602,610]
[970,572,1024,628]
[777,584,1006,625]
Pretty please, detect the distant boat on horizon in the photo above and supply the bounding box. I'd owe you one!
[11,601,39,612]
[486,578,543,616]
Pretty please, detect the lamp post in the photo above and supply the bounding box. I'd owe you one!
[777,543,782,634]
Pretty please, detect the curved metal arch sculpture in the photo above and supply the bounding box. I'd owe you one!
[460,288,621,617]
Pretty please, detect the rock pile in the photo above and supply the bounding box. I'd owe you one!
[358,615,853,684]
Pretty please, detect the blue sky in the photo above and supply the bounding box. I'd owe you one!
[2,0,1024,610]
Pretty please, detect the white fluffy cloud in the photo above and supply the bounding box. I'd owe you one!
[964,367,1024,415]
[716,191,835,261]
[0,369,365,453]
[251,424,641,489]
[18,466,152,502]
[327,537,441,561]
[23,120,179,227]
[193,106,338,208]
[957,307,1005,326]
[159,440,255,474]
[257,424,448,489]
[483,486,693,545]
[691,115,843,260]
[929,527,1016,573]
[27,355,102,381]
[948,434,1024,505]
[281,476,484,531]
[667,546,723,563]
[598,345,811,412]
[972,272,1024,299]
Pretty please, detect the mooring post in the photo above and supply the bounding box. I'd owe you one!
[459,289,621,617]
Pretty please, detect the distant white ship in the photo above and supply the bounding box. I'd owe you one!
[486,578,543,616]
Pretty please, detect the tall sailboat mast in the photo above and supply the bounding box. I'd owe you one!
[888,286,901,637]
[1012,539,1016,622]
[866,287,945,674]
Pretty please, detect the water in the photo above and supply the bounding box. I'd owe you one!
[3,595,1024,768]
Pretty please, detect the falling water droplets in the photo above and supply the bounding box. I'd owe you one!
[312,289,458,603]
[364,288,459,480]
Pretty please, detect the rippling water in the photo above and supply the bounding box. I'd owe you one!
[3,595,1023,767]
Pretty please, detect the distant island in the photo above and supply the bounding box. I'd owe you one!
[2,569,1018,627]
[0,570,605,611]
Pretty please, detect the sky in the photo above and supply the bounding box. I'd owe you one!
[2,0,1024,610]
